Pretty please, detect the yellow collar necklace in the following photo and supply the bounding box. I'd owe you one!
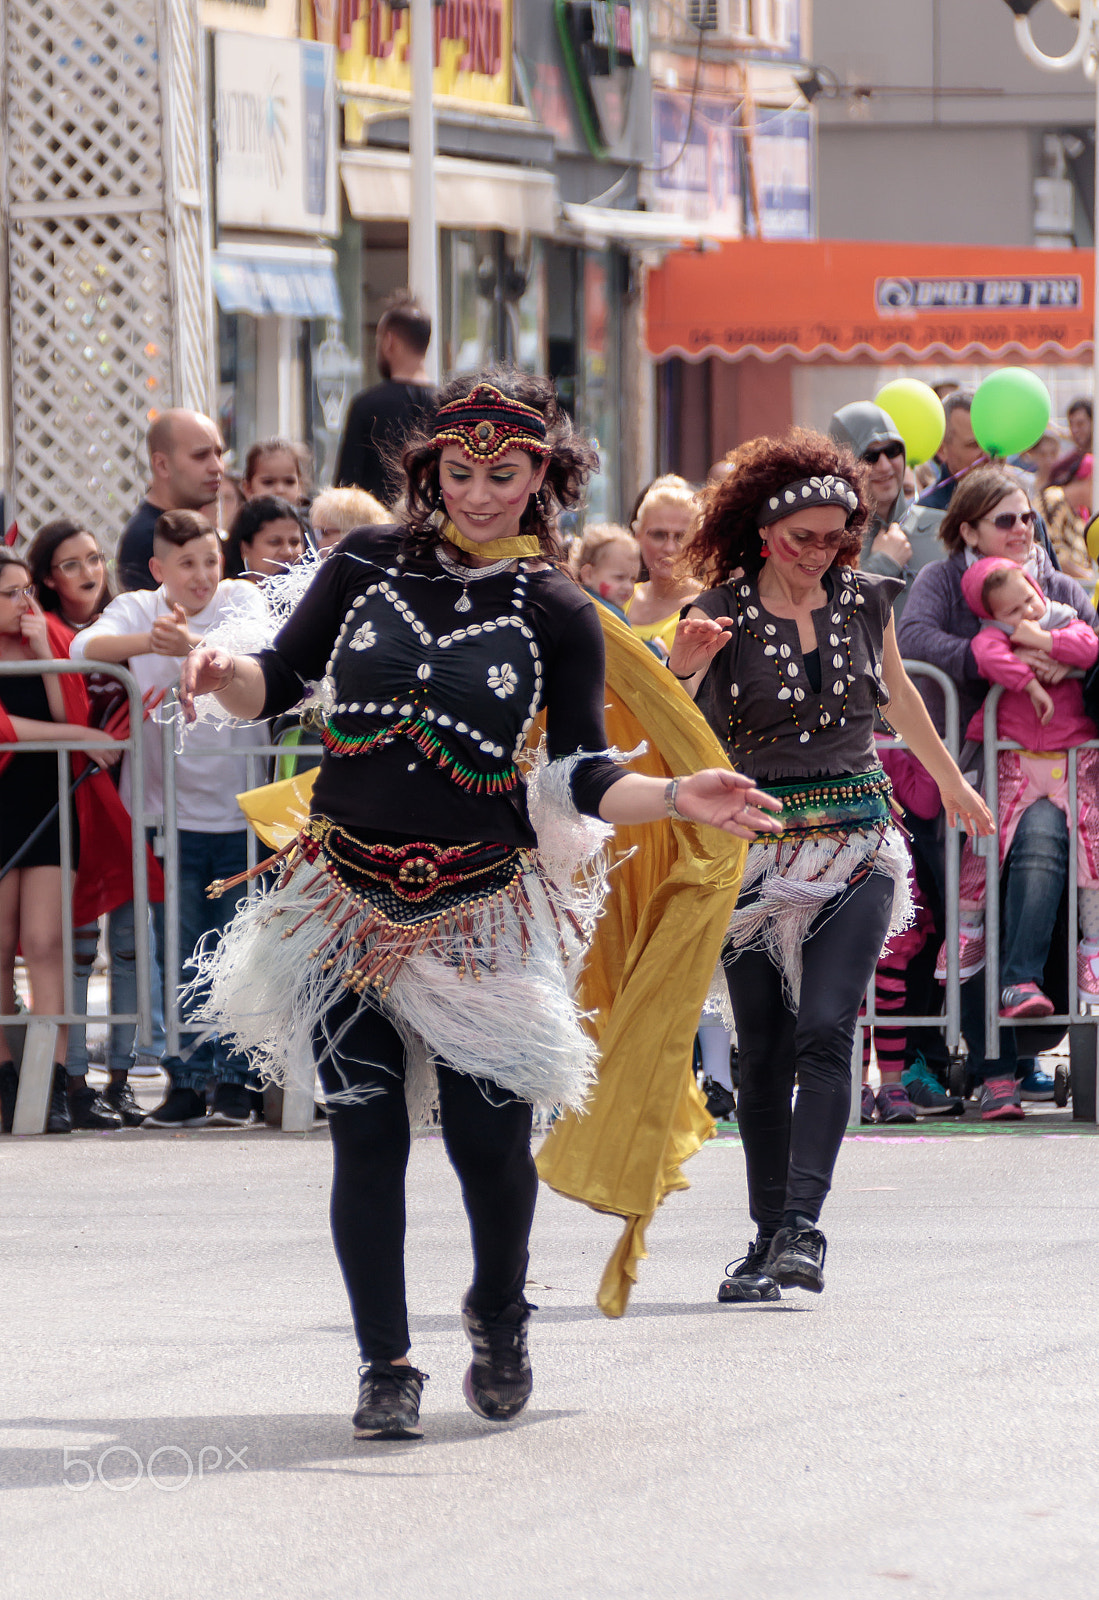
[440,518,541,561]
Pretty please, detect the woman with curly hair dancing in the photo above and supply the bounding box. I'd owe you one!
[667,430,993,1301]
[177,368,780,1441]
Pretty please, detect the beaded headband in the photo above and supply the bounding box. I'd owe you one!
[432,382,551,462]
[757,474,859,528]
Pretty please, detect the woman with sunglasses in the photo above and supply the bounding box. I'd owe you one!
[667,430,990,1302]
[899,466,1099,1116]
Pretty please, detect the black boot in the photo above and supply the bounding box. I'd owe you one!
[0,1063,18,1133]
[46,1065,72,1134]
[717,1233,781,1303]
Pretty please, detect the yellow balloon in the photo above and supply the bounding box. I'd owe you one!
[875,379,946,467]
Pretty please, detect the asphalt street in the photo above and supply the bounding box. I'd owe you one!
[3,1102,1098,1600]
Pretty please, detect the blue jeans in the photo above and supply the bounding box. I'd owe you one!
[961,798,1067,1084]
[64,907,167,1076]
[154,830,254,1093]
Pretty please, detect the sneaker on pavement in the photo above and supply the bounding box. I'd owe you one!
[1017,1068,1055,1102]
[717,1234,781,1303]
[68,1085,123,1131]
[860,1082,876,1124]
[701,1076,737,1120]
[353,1361,427,1441]
[902,1055,965,1117]
[977,1075,1024,1120]
[1000,982,1055,1020]
[1078,941,1099,998]
[765,1221,827,1294]
[934,924,987,983]
[875,1083,918,1124]
[103,1080,147,1127]
[144,1085,208,1128]
[460,1295,534,1421]
[207,1082,257,1128]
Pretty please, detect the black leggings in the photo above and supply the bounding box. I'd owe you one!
[722,871,895,1231]
[316,995,538,1362]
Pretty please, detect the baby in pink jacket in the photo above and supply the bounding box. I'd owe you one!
[954,555,1099,1007]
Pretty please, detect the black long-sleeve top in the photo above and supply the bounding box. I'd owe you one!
[256,528,625,847]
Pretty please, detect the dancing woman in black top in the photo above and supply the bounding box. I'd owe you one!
[179,369,780,1441]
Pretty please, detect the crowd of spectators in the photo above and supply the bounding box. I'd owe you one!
[2,350,1097,1134]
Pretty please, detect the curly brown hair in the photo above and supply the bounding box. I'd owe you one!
[937,466,1023,553]
[686,429,871,586]
[399,366,599,563]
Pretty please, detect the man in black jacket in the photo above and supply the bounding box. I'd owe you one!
[334,292,438,506]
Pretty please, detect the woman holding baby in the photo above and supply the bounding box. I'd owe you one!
[899,466,1099,1117]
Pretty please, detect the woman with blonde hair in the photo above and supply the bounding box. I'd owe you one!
[625,475,702,658]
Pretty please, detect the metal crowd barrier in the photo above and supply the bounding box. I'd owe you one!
[0,659,151,1135]
[849,664,1099,1128]
[979,683,1098,1121]
[159,702,324,1132]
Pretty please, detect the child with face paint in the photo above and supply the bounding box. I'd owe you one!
[572,525,640,620]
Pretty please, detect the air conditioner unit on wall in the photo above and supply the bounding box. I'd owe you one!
[687,1,755,41]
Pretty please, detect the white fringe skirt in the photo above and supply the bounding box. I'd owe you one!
[725,822,913,1007]
[188,816,609,1120]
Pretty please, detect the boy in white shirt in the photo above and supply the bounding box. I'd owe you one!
[71,511,268,1127]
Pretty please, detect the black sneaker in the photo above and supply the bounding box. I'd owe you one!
[207,1082,257,1128]
[766,1222,827,1294]
[353,1361,428,1441]
[717,1234,781,1302]
[701,1076,737,1120]
[68,1085,123,1131]
[0,1063,18,1134]
[47,1065,72,1134]
[145,1086,208,1128]
[103,1080,147,1127]
[460,1295,534,1421]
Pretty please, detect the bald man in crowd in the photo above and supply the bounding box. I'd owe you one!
[116,410,225,591]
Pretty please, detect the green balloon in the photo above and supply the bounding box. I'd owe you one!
[874,379,945,466]
[970,368,1051,458]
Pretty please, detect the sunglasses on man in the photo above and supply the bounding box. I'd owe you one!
[862,441,905,465]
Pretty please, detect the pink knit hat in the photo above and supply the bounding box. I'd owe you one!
[960,555,1042,621]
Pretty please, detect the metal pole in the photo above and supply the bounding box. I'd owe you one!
[409,0,440,383]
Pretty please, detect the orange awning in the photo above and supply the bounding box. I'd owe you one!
[645,240,1094,365]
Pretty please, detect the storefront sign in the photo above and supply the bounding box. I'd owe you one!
[648,89,742,238]
[201,0,298,37]
[646,241,1095,363]
[214,32,339,236]
[302,0,513,106]
[753,108,812,241]
[876,275,1083,312]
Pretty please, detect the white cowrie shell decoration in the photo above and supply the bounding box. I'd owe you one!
[777,687,791,700]
[793,687,805,702]
[779,644,791,658]
[833,653,844,668]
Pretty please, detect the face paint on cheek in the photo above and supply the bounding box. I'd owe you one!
[597,581,616,600]
[771,532,801,562]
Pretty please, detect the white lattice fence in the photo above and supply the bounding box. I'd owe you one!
[1,0,214,547]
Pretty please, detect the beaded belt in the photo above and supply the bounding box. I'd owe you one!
[760,768,893,840]
[298,817,525,929]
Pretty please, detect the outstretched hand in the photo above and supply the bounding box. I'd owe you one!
[178,646,235,724]
[667,614,735,681]
[674,768,784,840]
[940,774,994,837]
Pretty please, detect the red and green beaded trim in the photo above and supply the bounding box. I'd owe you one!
[322,715,519,795]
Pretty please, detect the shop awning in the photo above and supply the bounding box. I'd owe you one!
[646,240,1095,364]
[211,244,342,320]
[340,150,557,235]
[559,202,713,249]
